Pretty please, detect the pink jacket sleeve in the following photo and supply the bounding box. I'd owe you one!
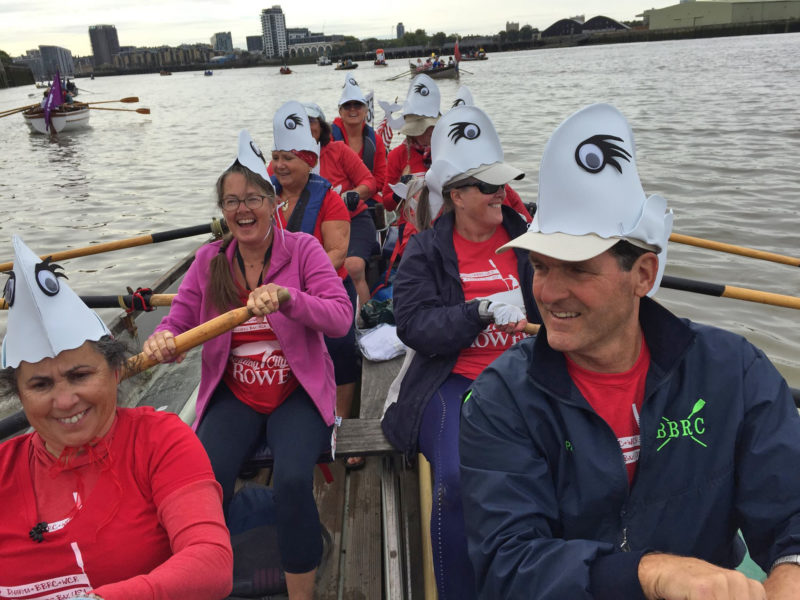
[278,234,352,338]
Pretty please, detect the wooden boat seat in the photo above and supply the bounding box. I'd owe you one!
[241,417,396,473]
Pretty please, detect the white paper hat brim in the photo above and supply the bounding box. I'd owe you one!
[2,236,110,369]
[498,231,619,262]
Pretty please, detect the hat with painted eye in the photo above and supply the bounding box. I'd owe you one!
[302,102,326,122]
[500,103,674,295]
[2,236,110,369]
[449,85,475,110]
[424,105,524,221]
[338,74,367,107]
[272,100,319,157]
[399,74,441,136]
[230,129,274,193]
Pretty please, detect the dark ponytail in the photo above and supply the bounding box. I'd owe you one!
[206,234,239,313]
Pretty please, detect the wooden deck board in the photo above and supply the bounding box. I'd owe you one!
[315,461,347,599]
[342,460,383,599]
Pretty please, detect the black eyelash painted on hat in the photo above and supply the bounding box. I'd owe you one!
[34,257,67,297]
[448,122,481,144]
[249,140,264,161]
[283,114,303,130]
[414,83,430,96]
[574,135,632,174]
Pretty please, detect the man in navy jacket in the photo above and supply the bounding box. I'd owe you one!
[459,104,800,599]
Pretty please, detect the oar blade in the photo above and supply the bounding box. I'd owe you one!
[136,108,151,114]
[120,96,139,103]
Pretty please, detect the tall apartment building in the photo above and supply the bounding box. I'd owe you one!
[89,25,120,67]
[397,22,405,38]
[39,45,74,78]
[210,32,234,53]
[246,35,264,52]
[261,5,288,58]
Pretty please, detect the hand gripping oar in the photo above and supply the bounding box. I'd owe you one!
[0,219,228,272]
[123,288,291,378]
[0,290,291,439]
[660,275,800,310]
[670,233,800,267]
[88,106,150,114]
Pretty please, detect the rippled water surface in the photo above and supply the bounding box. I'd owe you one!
[1,33,799,389]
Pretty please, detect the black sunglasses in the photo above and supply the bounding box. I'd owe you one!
[452,181,503,195]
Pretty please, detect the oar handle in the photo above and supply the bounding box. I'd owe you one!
[0,220,228,272]
[524,323,541,335]
[122,289,291,380]
[669,233,800,267]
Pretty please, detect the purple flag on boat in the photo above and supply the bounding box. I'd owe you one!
[43,71,64,132]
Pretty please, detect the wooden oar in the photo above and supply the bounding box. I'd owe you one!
[0,219,228,272]
[387,70,412,81]
[88,106,150,114]
[0,294,175,311]
[75,96,139,106]
[660,275,800,310]
[670,232,800,267]
[123,289,290,379]
[0,103,38,118]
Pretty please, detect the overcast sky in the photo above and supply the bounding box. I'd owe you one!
[1,0,675,57]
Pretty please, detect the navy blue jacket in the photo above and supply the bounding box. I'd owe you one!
[382,205,540,458]
[460,297,800,599]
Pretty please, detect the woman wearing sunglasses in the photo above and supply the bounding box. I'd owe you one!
[381,105,542,600]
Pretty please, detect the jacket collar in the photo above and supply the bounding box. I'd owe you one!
[529,297,695,405]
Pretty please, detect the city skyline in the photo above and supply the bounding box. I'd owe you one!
[1,0,675,57]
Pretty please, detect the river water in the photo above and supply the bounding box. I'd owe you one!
[1,32,799,398]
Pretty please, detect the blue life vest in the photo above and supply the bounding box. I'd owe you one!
[270,173,331,235]
[331,123,377,172]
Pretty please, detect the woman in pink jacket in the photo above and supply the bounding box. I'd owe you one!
[144,130,352,600]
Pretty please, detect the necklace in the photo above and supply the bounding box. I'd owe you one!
[235,244,273,291]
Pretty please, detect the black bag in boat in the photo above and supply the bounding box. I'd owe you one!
[360,298,395,328]
[226,483,286,598]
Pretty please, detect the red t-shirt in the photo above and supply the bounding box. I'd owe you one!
[224,291,299,413]
[0,407,219,598]
[332,116,387,199]
[452,226,528,379]
[566,338,651,484]
[275,187,350,278]
[318,141,375,217]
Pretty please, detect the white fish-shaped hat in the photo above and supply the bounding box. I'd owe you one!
[500,103,674,295]
[339,74,367,106]
[399,74,441,136]
[449,85,475,110]
[272,100,319,157]
[230,129,274,194]
[2,236,110,368]
[425,105,524,220]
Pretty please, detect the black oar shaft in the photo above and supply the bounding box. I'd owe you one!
[661,276,800,310]
[0,220,227,272]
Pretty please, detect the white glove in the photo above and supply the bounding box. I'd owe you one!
[490,302,525,326]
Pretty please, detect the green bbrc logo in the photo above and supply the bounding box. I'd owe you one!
[656,398,707,451]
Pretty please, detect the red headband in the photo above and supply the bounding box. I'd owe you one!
[290,150,317,168]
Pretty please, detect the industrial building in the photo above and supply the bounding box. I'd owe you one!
[645,0,800,30]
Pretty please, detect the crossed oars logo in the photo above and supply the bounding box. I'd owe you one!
[656,398,707,452]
